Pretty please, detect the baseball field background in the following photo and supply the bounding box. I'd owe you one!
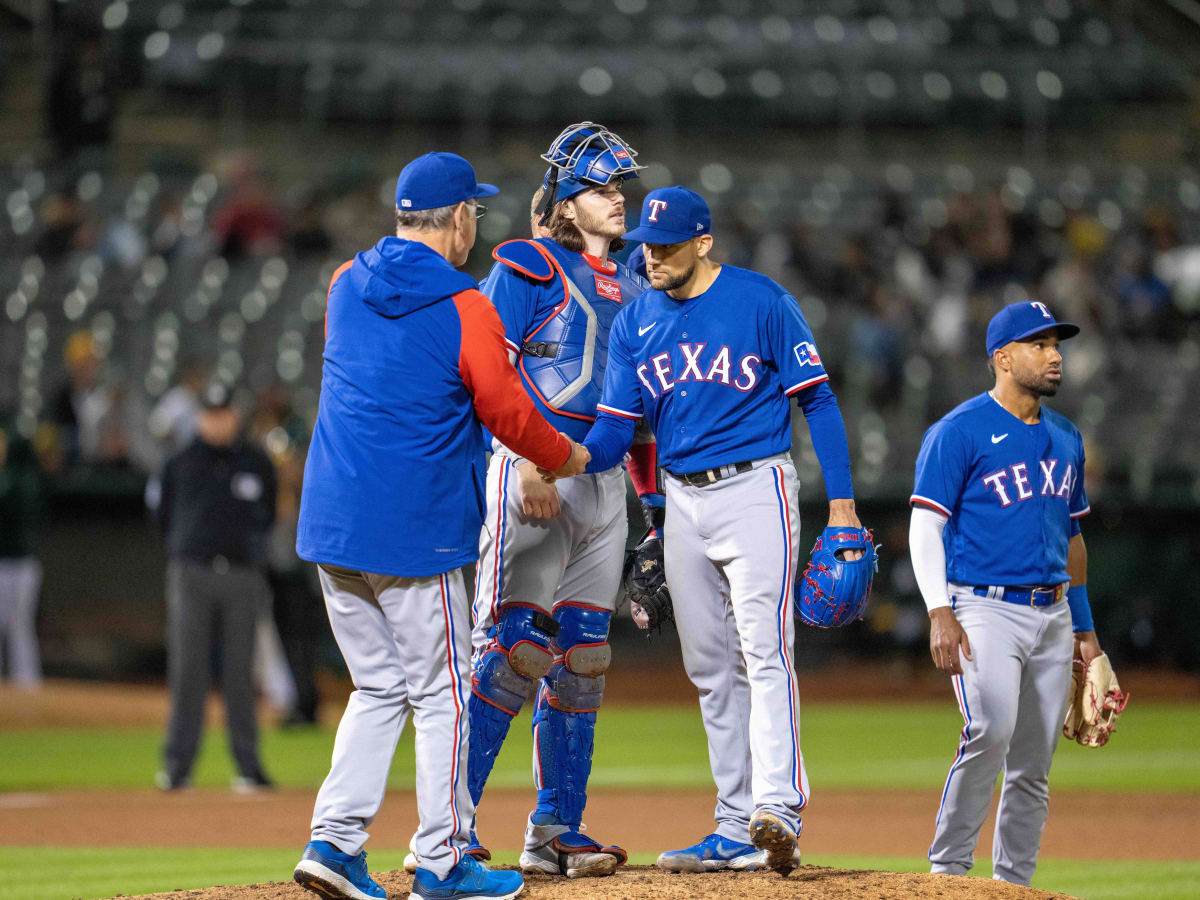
[2,662,1197,900]
[6,1,1200,898]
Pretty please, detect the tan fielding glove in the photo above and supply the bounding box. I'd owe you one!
[1062,659,1085,742]
[1065,652,1129,748]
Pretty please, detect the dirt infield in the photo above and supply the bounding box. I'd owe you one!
[3,786,1196,861]
[4,679,1197,898]
[3,665,1197,729]
[125,865,1074,900]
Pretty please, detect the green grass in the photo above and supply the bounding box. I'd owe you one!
[0,846,407,900]
[2,702,1196,898]
[2,847,1197,900]
[2,702,1197,793]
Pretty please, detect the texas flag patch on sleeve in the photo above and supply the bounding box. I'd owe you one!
[594,275,622,302]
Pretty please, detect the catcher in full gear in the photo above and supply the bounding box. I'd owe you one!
[464,122,666,878]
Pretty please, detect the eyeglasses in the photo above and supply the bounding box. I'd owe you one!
[474,203,487,219]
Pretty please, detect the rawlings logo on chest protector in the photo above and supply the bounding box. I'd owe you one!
[594,275,622,302]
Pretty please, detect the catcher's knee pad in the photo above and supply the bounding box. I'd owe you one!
[553,603,611,678]
[496,603,559,679]
[471,606,557,718]
[545,662,605,713]
[468,606,556,806]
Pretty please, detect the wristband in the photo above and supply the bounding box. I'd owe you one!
[1066,584,1094,633]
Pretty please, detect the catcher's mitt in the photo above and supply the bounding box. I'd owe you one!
[1063,652,1129,748]
[622,532,673,631]
[795,526,878,628]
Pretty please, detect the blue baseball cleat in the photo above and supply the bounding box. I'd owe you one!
[404,830,491,874]
[294,839,387,899]
[657,832,772,873]
[411,855,523,900]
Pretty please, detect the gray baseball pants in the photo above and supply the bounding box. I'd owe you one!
[928,584,1073,886]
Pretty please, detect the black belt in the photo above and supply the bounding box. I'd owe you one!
[670,460,755,487]
[974,584,1065,608]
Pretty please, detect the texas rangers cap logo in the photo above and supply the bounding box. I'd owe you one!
[648,199,668,222]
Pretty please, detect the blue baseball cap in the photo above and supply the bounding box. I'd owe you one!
[623,186,711,244]
[986,301,1080,357]
[394,152,498,212]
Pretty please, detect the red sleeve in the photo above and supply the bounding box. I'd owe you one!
[323,259,354,340]
[453,289,570,471]
[626,440,659,498]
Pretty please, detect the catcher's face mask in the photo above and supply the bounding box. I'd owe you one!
[535,121,644,225]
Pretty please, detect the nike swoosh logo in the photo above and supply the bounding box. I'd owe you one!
[991,433,1008,444]
[638,322,657,337]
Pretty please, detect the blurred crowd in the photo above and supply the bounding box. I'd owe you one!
[4,146,1199,687]
[9,149,1199,477]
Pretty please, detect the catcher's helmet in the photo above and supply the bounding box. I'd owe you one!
[795,527,879,629]
[535,121,644,223]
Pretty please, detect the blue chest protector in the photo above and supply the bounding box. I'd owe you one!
[493,238,648,426]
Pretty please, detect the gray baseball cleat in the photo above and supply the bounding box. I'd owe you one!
[519,816,626,878]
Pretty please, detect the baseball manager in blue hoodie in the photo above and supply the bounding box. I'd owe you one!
[293,152,590,900]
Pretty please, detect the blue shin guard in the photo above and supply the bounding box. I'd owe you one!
[532,670,602,826]
[531,604,610,827]
[468,690,518,807]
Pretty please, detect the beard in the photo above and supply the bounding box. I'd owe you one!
[574,203,624,241]
[651,262,696,293]
[1015,368,1060,397]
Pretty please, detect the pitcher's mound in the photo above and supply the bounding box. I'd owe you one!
[125,865,1075,899]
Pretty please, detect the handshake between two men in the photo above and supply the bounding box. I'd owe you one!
[545,436,590,480]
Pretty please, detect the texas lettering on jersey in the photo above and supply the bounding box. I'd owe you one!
[910,393,1089,587]
[982,459,1077,508]
[637,344,763,396]
[595,265,831,474]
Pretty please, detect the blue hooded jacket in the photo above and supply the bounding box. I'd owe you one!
[297,236,567,577]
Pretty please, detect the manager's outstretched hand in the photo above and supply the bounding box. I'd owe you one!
[545,438,590,480]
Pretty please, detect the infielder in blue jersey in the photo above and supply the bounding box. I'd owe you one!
[909,301,1106,886]
[577,186,865,876]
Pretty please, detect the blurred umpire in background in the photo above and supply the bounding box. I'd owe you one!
[154,382,277,792]
[0,417,45,687]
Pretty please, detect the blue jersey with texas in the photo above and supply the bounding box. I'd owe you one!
[480,238,648,444]
[910,392,1090,588]
[594,264,829,473]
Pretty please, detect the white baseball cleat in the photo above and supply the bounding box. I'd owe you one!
[403,833,418,874]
